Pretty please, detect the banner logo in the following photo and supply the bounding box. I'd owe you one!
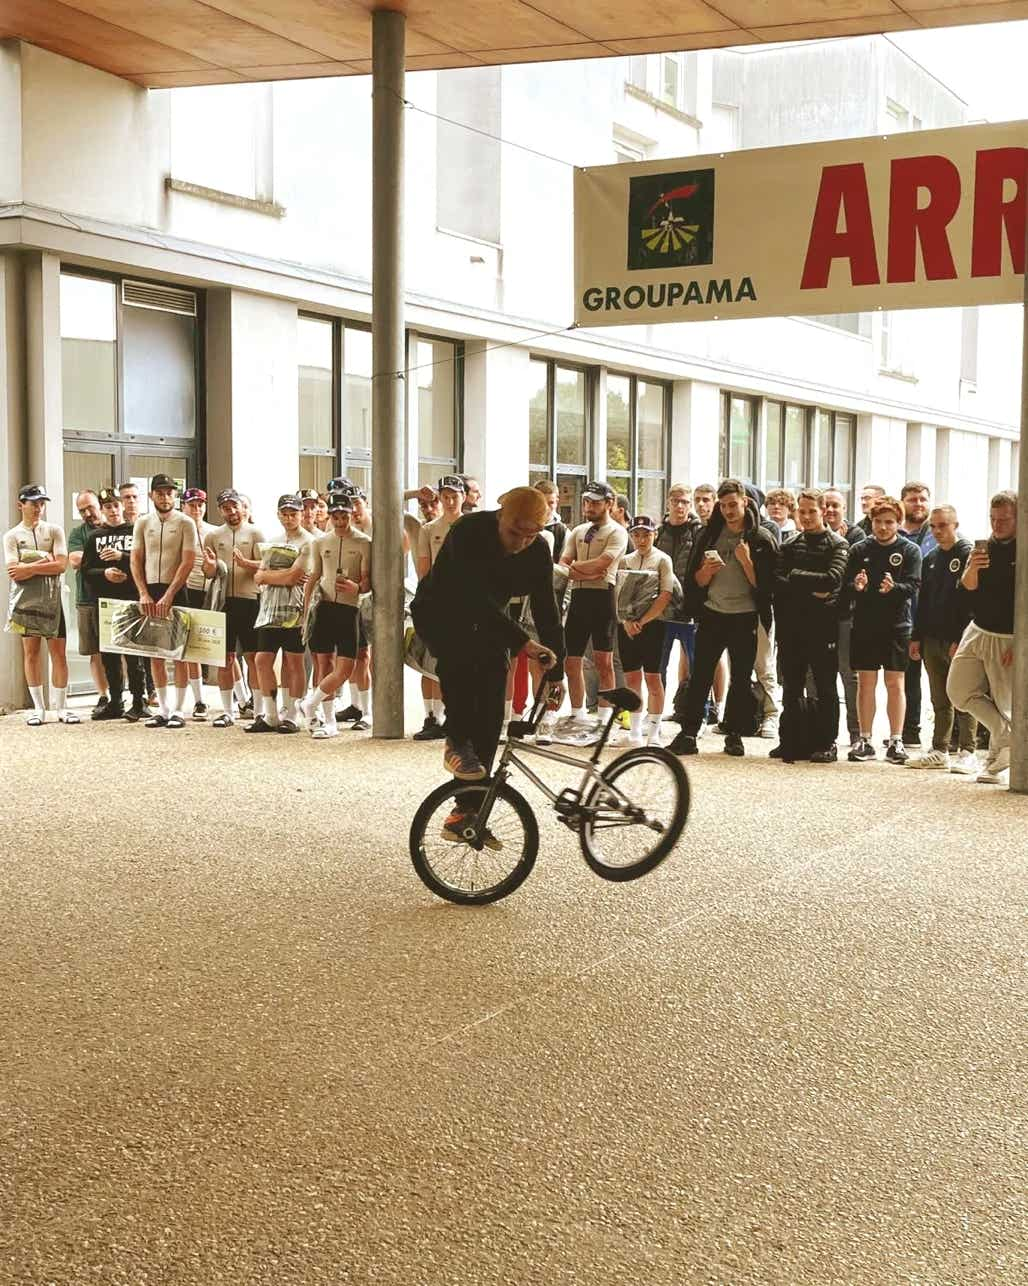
[627,169,715,271]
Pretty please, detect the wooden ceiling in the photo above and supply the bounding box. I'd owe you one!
[2,0,1027,87]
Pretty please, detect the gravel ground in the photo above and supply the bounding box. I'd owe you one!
[1,708,1025,1285]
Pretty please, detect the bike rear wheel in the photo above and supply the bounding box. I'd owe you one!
[579,747,689,881]
[409,780,539,905]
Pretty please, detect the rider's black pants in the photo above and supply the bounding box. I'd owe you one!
[436,645,508,784]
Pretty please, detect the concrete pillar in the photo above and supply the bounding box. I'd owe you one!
[1009,256,1027,794]
[934,426,951,505]
[370,8,406,739]
[23,252,63,498]
[0,252,28,711]
[905,422,936,491]
[592,366,607,484]
[669,379,719,486]
[462,341,530,504]
[986,436,1011,498]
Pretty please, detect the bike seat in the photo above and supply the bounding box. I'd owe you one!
[598,687,642,713]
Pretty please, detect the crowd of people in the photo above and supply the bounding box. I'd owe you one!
[3,468,1019,786]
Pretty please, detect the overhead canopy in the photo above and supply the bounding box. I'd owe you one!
[2,0,1028,88]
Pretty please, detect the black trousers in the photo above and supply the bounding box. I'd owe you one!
[680,608,758,737]
[101,649,146,708]
[904,657,922,737]
[436,647,508,780]
[778,624,840,754]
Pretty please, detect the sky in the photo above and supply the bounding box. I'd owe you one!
[885,20,1028,123]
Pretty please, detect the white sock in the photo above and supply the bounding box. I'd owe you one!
[350,681,361,709]
[630,711,643,737]
[424,697,434,718]
[157,686,171,719]
[189,677,203,703]
[52,685,67,712]
[716,702,725,720]
[29,685,45,713]
[219,688,234,715]
[571,706,585,722]
[504,700,513,724]
[323,700,337,730]
[262,694,279,725]
[432,698,444,720]
[359,687,371,717]
[174,686,188,716]
[289,697,302,723]
[306,687,324,714]
[233,679,249,705]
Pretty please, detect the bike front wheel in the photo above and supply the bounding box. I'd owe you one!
[579,747,689,881]
[409,779,539,905]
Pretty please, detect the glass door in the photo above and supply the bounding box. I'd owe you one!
[63,445,117,692]
[125,451,191,514]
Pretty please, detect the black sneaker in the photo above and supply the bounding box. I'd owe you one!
[238,699,255,720]
[92,694,110,718]
[145,714,168,729]
[705,707,719,726]
[901,729,921,748]
[724,733,745,757]
[124,701,146,723]
[848,738,876,762]
[768,744,784,759]
[337,704,361,723]
[413,714,443,741]
[668,731,698,756]
[442,739,486,781]
[810,745,838,764]
[886,741,909,764]
[350,718,370,731]
[244,716,277,733]
[192,702,208,722]
[92,703,125,721]
[277,719,300,734]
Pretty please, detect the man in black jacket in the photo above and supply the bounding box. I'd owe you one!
[668,479,778,757]
[655,483,701,690]
[411,487,565,784]
[772,489,850,762]
[82,488,147,721]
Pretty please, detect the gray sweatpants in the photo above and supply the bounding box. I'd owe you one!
[946,623,1013,752]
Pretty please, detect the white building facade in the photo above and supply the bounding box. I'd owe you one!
[0,35,1022,700]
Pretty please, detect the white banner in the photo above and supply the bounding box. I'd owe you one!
[574,121,1027,327]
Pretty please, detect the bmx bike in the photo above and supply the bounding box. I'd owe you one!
[409,667,690,905]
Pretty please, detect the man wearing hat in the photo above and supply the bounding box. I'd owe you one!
[82,488,147,720]
[298,488,322,536]
[128,473,197,728]
[201,488,265,725]
[301,492,372,739]
[181,487,216,719]
[3,484,73,725]
[66,486,111,715]
[412,475,467,740]
[616,516,675,746]
[557,480,628,744]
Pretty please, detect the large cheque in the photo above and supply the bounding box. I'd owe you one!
[99,599,226,666]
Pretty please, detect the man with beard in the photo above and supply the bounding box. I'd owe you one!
[202,488,266,726]
[83,488,147,721]
[656,483,701,699]
[822,488,864,747]
[66,488,111,715]
[668,479,778,758]
[898,481,936,748]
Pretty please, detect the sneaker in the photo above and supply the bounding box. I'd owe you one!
[441,811,503,851]
[92,694,110,718]
[277,719,299,734]
[848,738,876,762]
[124,701,146,723]
[902,730,922,748]
[536,714,557,747]
[645,719,662,748]
[145,714,168,729]
[243,716,277,733]
[337,704,361,723]
[91,703,125,722]
[443,739,486,781]
[724,733,745,757]
[757,716,778,740]
[350,718,370,731]
[809,745,838,764]
[949,749,979,776]
[166,713,185,729]
[986,745,1011,776]
[885,741,909,764]
[192,702,208,722]
[768,744,784,759]
[212,712,234,728]
[705,707,719,726]
[906,749,949,770]
[668,731,698,756]
[312,724,339,740]
[413,714,444,741]
[238,699,255,720]
[976,762,1006,785]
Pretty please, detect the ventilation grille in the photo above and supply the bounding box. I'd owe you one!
[121,279,197,317]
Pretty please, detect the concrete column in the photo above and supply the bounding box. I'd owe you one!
[905,422,936,491]
[23,252,63,498]
[592,366,607,484]
[0,252,28,712]
[1010,256,1027,794]
[370,8,406,739]
[934,426,951,504]
[462,341,530,503]
[669,379,719,486]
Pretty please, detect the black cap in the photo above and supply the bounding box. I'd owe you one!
[150,473,178,492]
[327,493,354,513]
[18,483,51,503]
[327,476,357,495]
[216,488,242,506]
[582,480,615,502]
[628,515,656,532]
[277,493,302,511]
[438,474,465,493]
[98,487,122,506]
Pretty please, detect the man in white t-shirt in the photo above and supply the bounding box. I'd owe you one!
[202,488,265,726]
[3,483,74,725]
[557,480,628,744]
[413,475,465,740]
[181,487,217,720]
[617,516,675,746]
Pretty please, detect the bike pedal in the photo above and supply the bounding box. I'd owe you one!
[507,720,534,739]
[554,787,581,818]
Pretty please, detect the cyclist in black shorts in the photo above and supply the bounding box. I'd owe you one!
[202,488,265,727]
[557,481,628,745]
[616,516,674,746]
[181,487,216,719]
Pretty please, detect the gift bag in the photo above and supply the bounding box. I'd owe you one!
[616,568,661,623]
[4,572,63,638]
[110,601,190,660]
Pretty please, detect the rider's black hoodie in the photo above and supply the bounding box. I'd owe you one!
[684,496,779,632]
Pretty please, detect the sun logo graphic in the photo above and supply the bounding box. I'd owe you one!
[627,168,715,271]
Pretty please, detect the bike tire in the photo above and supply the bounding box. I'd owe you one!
[579,746,689,882]
[409,779,539,905]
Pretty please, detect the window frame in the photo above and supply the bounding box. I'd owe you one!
[528,356,594,486]
[719,391,759,481]
[605,370,671,518]
[763,399,857,515]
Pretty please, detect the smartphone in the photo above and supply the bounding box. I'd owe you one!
[973,539,989,554]
[704,550,720,561]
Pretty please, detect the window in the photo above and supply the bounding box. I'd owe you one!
[708,103,740,152]
[61,275,117,435]
[765,401,855,512]
[961,308,979,386]
[719,393,758,480]
[298,315,336,492]
[528,358,592,525]
[437,68,501,245]
[607,374,669,520]
[414,337,461,487]
[627,56,648,93]
[662,56,680,108]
